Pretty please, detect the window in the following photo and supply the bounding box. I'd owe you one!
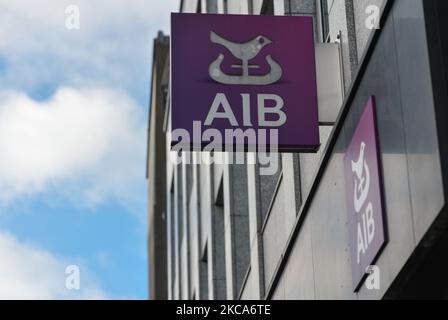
[261,0,274,15]
[200,242,209,299]
[228,163,251,298]
[319,0,331,42]
[260,154,282,224]
[169,185,175,297]
[206,0,218,13]
[176,164,183,251]
[212,182,227,299]
[186,156,193,209]
[248,0,254,14]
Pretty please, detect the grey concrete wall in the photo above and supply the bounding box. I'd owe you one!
[223,159,250,299]
[206,0,218,13]
[148,33,169,300]
[326,0,358,91]
[182,0,199,13]
[227,0,249,14]
[188,158,200,299]
[173,165,182,299]
[253,0,264,14]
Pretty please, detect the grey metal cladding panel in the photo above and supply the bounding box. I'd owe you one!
[214,163,224,205]
[189,176,200,297]
[214,279,227,300]
[392,0,444,243]
[213,207,227,279]
[271,276,285,300]
[308,10,416,298]
[189,186,199,239]
[282,221,316,300]
[211,205,227,299]
[309,153,354,300]
[300,126,333,199]
[232,164,249,216]
[224,218,234,298]
[240,268,253,300]
[247,161,261,244]
[183,0,199,13]
[206,0,218,13]
[253,0,264,15]
[327,0,335,12]
[353,0,385,60]
[327,0,355,90]
[200,164,212,251]
[272,1,432,299]
[286,0,316,14]
[227,0,249,14]
[181,240,189,299]
[347,10,416,299]
[345,18,404,155]
[263,179,286,287]
[282,155,300,234]
[259,160,281,221]
[233,215,251,293]
[173,167,182,299]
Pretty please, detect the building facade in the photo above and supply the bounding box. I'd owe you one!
[147,0,448,299]
[147,31,170,300]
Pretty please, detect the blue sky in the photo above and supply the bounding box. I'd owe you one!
[0,0,177,299]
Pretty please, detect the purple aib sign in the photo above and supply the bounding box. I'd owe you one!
[171,13,319,152]
[344,97,387,291]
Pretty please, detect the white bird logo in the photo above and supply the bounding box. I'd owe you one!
[208,31,282,85]
[351,142,370,213]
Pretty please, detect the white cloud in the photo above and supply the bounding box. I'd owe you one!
[0,1,178,210]
[0,0,168,299]
[0,1,179,207]
[0,0,178,97]
[0,231,107,299]
[0,87,147,208]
